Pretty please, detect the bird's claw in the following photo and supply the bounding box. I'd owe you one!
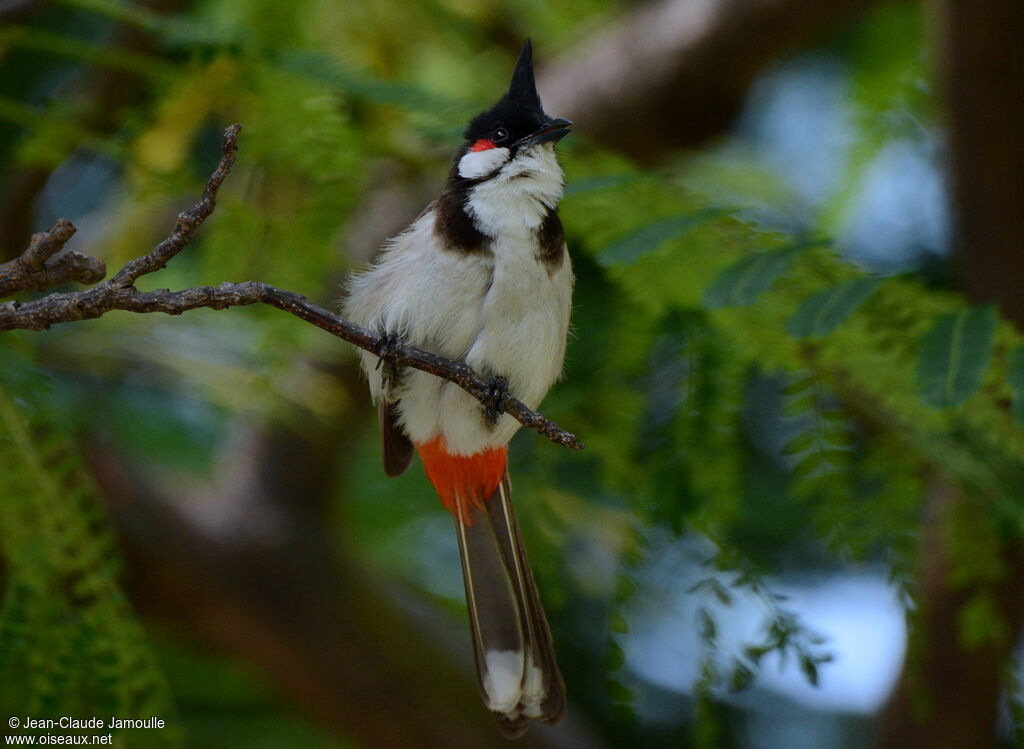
[375,331,402,389]
[484,376,510,426]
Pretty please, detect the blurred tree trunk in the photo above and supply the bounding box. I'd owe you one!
[880,481,1024,749]
[945,0,1024,325]
[542,0,890,162]
[881,2,1024,747]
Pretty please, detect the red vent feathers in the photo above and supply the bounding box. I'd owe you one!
[417,437,507,525]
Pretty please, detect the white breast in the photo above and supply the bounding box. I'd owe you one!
[344,212,490,404]
[466,146,565,238]
[344,146,572,455]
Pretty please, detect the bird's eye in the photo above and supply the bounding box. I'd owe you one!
[494,127,510,142]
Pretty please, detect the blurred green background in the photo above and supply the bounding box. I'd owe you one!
[2,0,1024,747]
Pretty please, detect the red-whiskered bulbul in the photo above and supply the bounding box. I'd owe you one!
[344,40,572,736]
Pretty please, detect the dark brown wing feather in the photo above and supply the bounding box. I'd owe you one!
[380,401,414,477]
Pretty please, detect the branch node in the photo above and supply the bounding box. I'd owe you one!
[0,219,109,298]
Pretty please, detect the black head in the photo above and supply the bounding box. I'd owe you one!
[462,39,572,154]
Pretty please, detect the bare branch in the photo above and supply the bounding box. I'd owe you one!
[110,123,240,288]
[0,125,583,451]
[0,219,106,298]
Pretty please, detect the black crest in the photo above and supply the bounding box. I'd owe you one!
[463,39,549,147]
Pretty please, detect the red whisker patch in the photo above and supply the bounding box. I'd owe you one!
[471,139,495,152]
[417,436,507,525]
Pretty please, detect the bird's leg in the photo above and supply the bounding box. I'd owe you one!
[483,376,511,426]
[375,331,403,393]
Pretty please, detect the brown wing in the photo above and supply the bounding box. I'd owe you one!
[380,400,414,477]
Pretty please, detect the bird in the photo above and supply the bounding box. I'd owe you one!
[343,39,573,736]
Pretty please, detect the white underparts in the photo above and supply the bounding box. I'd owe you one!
[465,144,564,236]
[458,147,510,179]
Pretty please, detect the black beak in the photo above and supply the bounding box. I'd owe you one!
[517,117,573,148]
[506,40,571,148]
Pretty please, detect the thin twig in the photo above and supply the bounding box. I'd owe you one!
[110,124,240,288]
[0,125,583,451]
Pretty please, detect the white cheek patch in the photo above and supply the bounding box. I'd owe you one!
[458,147,510,179]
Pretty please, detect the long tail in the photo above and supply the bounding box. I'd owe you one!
[456,473,565,736]
[418,439,565,736]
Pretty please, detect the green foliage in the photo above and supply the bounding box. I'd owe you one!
[559,99,1024,722]
[781,373,854,495]
[0,24,177,80]
[153,632,351,749]
[0,342,178,743]
[597,209,728,268]
[703,242,813,308]
[604,556,640,724]
[818,2,931,239]
[689,545,832,699]
[1009,346,1024,426]
[916,305,997,408]
[786,276,884,339]
[631,310,746,534]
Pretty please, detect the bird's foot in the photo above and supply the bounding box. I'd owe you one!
[375,331,403,389]
[483,376,511,426]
